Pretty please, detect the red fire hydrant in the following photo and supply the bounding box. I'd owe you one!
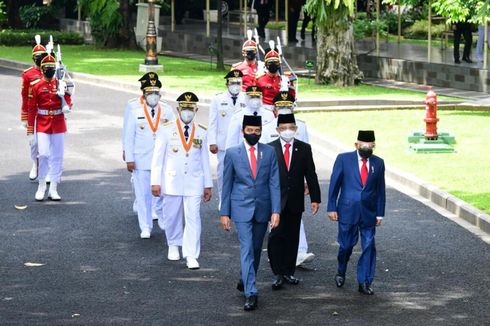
[424,90,439,140]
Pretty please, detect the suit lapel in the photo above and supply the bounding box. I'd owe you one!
[255,143,263,177]
[239,143,254,180]
[351,150,363,186]
[289,140,299,172]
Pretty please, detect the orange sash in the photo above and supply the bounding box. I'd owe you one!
[176,118,195,153]
[140,96,161,134]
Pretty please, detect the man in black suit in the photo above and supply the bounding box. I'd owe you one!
[454,21,473,64]
[267,113,321,290]
[253,0,273,39]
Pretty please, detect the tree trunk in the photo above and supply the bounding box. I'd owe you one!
[315,16,363,86]
[117,0,137,49]
[216,0,225,71]
[6,0,21,28]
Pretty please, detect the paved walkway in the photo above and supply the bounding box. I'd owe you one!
[1,66,489,325]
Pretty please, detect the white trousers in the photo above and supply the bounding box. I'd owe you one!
[477,25,490,61]
[298,219,308,253]
[30,132,38,161]
[37,132,64,183]
[162,195,201,259]
[132,169,153,232]
[216,150,225,208]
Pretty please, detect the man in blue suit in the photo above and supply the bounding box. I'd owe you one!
[220,115,281,311]
[327,130,386,295]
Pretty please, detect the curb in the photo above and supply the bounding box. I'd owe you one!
[306,127,490,237]
[2,57,489,236]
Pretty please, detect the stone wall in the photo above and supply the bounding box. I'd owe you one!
[159,28,490,93]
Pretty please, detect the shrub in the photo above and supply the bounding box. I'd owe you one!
[0,30,85,46]
[19,4,54,29]
[354,12,388,39]
[404,19,447,39]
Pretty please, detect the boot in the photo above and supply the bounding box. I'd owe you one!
[48,182,61,201]
[35,179,47,201]
[29,160,38,181]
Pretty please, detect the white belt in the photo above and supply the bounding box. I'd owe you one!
[38,109,62,116]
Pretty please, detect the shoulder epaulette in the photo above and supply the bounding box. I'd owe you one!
[23,67,34,73]
[198,123,207,130]
[128,98,138,103]
[163,120,174,127]
[30,79,41,86]
[231,62,240,68]
[256,72,266,79]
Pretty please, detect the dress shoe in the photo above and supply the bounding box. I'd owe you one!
[29,161,38,181]
[455,59,461,64]
[296,252,315,266]
[272,275,284,290]
[244,295,258,311]
[167,245,180,261]
[35,179,47,201]
[334,273,345,288]
[47,182,61,201]
[186,257,200,270]
[140,229,151,239]
[463,57,473,63]
[236,279,244,292]
[358,283,374,295]
[282,275,300,285]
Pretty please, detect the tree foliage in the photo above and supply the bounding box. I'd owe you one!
[79,0,122,46]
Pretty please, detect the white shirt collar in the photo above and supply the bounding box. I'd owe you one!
[280,137,294,149]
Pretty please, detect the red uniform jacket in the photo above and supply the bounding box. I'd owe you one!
[27,78,72,135]
[255,72,296,105]
[20,66,43,122]
[231,60,257,90]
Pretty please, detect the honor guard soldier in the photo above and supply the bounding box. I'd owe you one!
[256,49,296,109]
[225,85,275,149]
[151,92,213,270]
[27,52,72,201]
[262,91,315,267]
[208,69,247,207]
[21,35,46,181]
[231,39,259,90]
[123,75,175,239]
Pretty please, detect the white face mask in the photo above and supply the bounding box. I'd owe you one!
[247,97,262,110]
[179,109,195,124]
[279,129,296,142]
[277,108,293,115]
[145,94,160,107]
[228,84,241,95]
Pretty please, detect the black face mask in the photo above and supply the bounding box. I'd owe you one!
[245,51,256,61]
[267,64,279,73]
[43,67,56,79]
[34,55,43,67]
[358,148,373,159]
[244,133,261,146]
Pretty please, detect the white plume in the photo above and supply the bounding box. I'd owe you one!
[34,35,41,45]
[246,29,253,41]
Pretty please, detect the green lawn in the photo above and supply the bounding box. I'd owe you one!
[298,110,490,214]
[0,45,457,100]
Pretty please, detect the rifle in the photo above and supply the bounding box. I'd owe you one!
[276,36,298,98]
[252,28,265,76]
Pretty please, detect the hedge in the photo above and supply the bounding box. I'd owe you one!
[0,30,84,46]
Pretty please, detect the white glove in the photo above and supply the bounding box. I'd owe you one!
[62,105,71,114]
[21,121,27,129]
[27,134,35,147]
[57,80,67,97]
[280,75,290,92]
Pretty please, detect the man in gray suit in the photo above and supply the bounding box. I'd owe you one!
[220,115,281,311]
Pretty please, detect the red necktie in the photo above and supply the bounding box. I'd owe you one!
[250,146,257,179]
[284,143,291,171]
[361,158,368,186]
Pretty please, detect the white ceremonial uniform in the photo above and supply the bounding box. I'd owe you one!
[224,106,276,149]
[208,91,246,205]
[123,98,175,234]
[151,119,213,260]
[262,116,311,254]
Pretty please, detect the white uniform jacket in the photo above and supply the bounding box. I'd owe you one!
[123,98,175,170]
[224,106,276,149]
[151,119,213,197]
[261,117,309,144]
[208,91,246,150]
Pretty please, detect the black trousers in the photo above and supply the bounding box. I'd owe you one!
[301,11,315,41]
[288,8,300,41]
[454,22,473,61]
[256,6,270,38]
[268,208,302,276]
